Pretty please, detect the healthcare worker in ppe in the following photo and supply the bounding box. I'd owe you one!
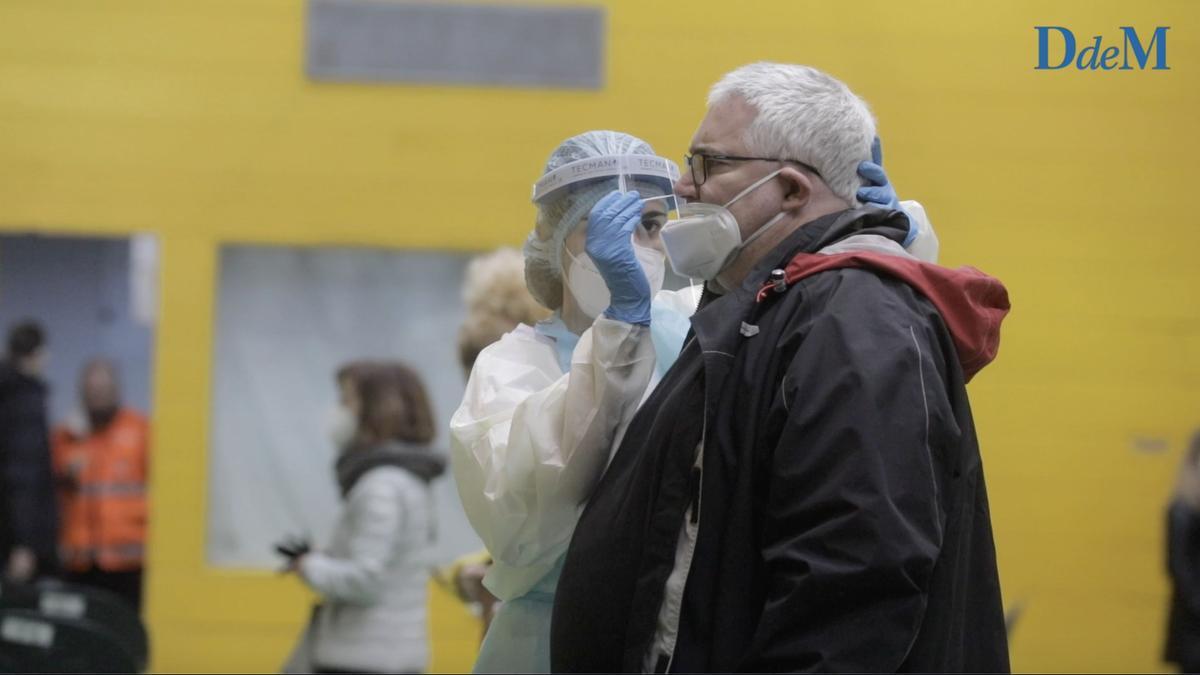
[451,130,691,674]
[450,130,930,673]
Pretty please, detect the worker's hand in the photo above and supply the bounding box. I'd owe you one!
[455,563,491,603]
[857,137,918,246]
[585,191,651,325]
[5,547,36,583]
[857,138,901,211]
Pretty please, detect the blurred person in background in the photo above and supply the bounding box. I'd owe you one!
[0,320,59,583]
[457,247,551,374]
[283,361,446,675]
[1166,430,1200,674]
[327,360,375,453]
[441,247,551,642]
[51,358,149,611]
[450,128,922,673]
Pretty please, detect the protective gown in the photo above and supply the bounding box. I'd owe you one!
[450,287,698,673]
[451,200,937,673]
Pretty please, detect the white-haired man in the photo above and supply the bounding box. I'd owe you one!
[551,62,1012,672]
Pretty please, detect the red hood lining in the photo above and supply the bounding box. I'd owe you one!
[756,252,1011,382]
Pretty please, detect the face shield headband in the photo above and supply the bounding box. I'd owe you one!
[532,154,682,208]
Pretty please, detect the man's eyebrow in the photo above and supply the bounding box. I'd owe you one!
[689,144,720,155]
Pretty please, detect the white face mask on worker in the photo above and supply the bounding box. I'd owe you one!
[564,241,665,321]
[659,169,787,281]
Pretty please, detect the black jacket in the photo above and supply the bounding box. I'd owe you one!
[0,361,59,570]
[1165,500,1200,668]
[552,208,1011,673]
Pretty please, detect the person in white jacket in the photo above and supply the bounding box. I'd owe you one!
[285,362,446,675]
[450,130,936,673]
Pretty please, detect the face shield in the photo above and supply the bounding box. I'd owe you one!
[531,154,684,245]
[529,154,685,320]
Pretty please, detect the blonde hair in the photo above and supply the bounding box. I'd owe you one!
[458,248,550,372]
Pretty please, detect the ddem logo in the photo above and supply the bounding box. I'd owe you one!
[1034,26,1169,70]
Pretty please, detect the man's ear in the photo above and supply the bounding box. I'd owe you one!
[778,166,815,212]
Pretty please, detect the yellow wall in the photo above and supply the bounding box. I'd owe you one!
[1,0,1198,671]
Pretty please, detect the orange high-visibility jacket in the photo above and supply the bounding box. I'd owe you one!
[52,409,149,572]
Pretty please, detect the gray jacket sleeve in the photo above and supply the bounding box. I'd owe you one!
[301,470,409,605]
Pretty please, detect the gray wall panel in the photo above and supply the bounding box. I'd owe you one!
[307,0,605,89]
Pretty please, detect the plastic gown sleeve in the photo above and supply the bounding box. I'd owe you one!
[450,318,655,600]
[299,473,404,606]
[741,275,949,672]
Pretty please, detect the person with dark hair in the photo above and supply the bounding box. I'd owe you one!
[282,361,446,675]
[51,359,150,612]
[0,320,59,583]
[1166,431,1200,673]
[327,360,377,452]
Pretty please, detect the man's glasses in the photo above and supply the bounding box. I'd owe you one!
[685,152,822,186]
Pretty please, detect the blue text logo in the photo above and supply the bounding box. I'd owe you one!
[1034,26,1169,70]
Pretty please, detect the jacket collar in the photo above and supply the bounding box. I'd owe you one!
[686,207,909,395]
[335,440,446,497]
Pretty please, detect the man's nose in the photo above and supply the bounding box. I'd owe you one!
[674,173,697,201]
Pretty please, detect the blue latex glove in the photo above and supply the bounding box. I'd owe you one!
[586,190,651,325]
[857,137,917,246]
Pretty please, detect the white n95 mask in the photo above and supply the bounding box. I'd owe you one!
[328,405,357,451]
[564,242,666,320]
[637,244,667,298]
[660,168,787,280]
